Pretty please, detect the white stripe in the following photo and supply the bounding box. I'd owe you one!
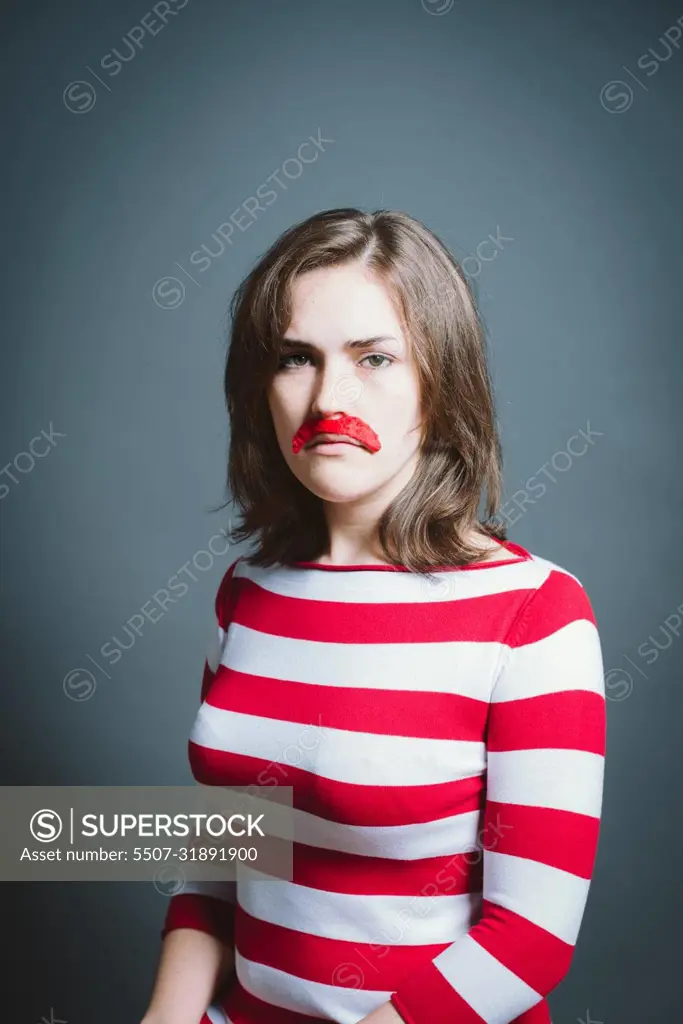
[487,748,605,817]
[434,933,542,1024]
[193,705,486,785]
[241,803,482,860]
[205,1005,229,1024]
[179,880,236,903]
[236,950,392,1023]
[237,877,482,944]
[235,556,548,604]
[206,620,225,675]
[483,849,592,944]
[530,554,582,587]
[223,622,503,698]
[492,619,605,701]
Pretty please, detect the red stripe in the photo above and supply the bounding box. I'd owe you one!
[487,690,607,756]
[290,841,483,898]
[189,741,485,826]
[222,979,331,1024]
[200,659,216,704]
[392,966,487,1024]
[222,569,596,648]
[510,571,596,646]
[469,899,574,995]
[161,892,235,944]
[215,559,241,631]
[232,577,535,644]
[206,667,490,741]
[483,799,602,878]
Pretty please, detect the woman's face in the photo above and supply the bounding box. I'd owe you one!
[267,262,425,507]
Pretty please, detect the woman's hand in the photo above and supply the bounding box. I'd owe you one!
[357,1000,405,1024]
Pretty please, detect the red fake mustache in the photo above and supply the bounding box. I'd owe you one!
[292,414,381,455]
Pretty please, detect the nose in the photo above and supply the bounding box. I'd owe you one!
[309,357,356,420]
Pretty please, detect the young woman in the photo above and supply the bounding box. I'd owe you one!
[142,209,606,1024]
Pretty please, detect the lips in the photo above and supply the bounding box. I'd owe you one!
[292,414,381,455]
[307,434,362,448]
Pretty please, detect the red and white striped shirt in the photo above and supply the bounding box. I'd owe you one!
[161,539,606,1024]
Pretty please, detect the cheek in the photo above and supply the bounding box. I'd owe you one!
[373,414,423,462]
[375,387,421,433]
[267,382,287,421]
[268,384,301,451]
[266,389,284,447]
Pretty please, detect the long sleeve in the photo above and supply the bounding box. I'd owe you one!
[390,569,607,1024]
[160,556,242,945]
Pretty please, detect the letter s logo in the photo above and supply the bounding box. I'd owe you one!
[30,809,63,842]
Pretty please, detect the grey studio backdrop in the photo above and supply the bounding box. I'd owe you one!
[1,0,682,1020]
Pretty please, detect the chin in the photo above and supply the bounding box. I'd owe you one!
[295,468,376,504]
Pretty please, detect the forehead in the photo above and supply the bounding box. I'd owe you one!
[285,264,406,343]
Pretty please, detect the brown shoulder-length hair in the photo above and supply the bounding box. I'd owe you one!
[213,207,509,575]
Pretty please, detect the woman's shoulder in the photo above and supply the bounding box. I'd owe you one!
[477,535,592,603]
[506,547,599,647]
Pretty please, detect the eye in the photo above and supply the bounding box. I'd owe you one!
[277,353,312,370]
[359,353,393,370]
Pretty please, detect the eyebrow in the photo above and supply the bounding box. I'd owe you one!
[279,335,402,352]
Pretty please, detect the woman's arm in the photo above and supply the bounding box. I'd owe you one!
[384,569,607,1024]
[142,882,237,1023]
[141,927,234,1024]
